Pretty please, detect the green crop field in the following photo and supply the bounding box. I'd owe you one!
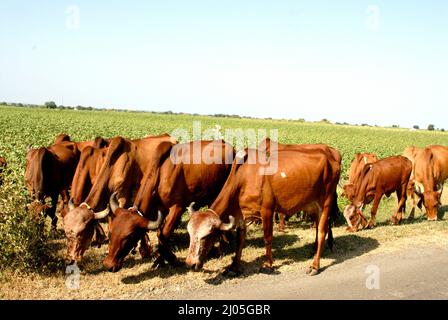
[1,104,448,299]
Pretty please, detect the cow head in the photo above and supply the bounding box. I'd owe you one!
[185,203,236,271]
[343,203,368,231]
[63,200,110,265]
[414,183,441,221]
[103,194,163,272]
[341,184,356,201]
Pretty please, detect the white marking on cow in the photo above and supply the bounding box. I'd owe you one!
[236,150,246,159]
[280,171,287,178]
[363,156,368,164]
[414,181,424,194]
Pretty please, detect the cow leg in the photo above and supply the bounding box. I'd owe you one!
[392,186,407,225]
[60,189,69,208]
[367,194,382,229]
[261,206,274,270]
[139,233,152,259]
[91,223,106,248]
[409,192,418,219]
[224,225,246,276]
[307,199,331,276]
[46,193,59,231]
[155,205,183,267]
[278,213,286,232]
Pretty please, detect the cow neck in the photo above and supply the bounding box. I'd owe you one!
[71,169,88,205]
[208,186,236,220]
[353,173,369,206]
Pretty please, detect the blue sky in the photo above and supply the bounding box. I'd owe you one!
[1,1,447,128]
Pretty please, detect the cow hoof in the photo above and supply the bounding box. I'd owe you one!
[306,266,319,276]
[260,266,275,274]
[346,226,357,233]
[139,248,152,259]
[390,217,399,225]
[152,256,166,269]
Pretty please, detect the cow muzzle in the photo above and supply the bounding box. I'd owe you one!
[185,255,203,271]
[103,256,123,273]
[186,261,203,271]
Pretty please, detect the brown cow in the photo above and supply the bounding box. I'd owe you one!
[259,138,342,233]
[0,156,6,185]
[185,146,341,276]
[25,141,80,229]
[64,141,110,246]
[343,156,412,231]
[341,153,378,201]
[413,145,448,220]
[63,133,177,265]
[25,135,108,229]
[103,140,235,272]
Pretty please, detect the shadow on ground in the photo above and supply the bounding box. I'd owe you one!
[204,233,380,285]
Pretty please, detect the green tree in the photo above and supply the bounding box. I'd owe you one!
[44,101,57,109]
[413,125,419,130]
[428,124,435,131]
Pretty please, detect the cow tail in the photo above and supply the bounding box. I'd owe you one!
[327,191,339,252]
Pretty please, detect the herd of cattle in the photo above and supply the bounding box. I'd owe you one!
[0,133,447,276]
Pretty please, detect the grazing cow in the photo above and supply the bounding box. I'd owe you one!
[343,156,412,231]
[185,146,341,276]
[63,133,177,265]
[64,141,110,246]
[341,153,378,201]
[402,146,423,218]
[259,138,342,233]
[25,141,80,229]
[103,140,235,272]
[413,145,448,220]
[0,156,6,185]
[25,135,108,228]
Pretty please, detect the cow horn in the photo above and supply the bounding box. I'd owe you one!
[27,144,32,152]
[109,192,119,214]
[414,183,424,195]
[93,206,110,220]
[68,199,75,211]
[219,215,236,231]
[187,202,195,215]
[359,203,365,211]
[146,211,163,230]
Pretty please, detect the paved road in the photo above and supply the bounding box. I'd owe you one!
[163,245,448,300]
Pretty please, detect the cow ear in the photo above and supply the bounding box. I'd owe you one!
[187,202,195,215]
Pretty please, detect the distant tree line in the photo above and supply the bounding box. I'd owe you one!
[0,101,445,132]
